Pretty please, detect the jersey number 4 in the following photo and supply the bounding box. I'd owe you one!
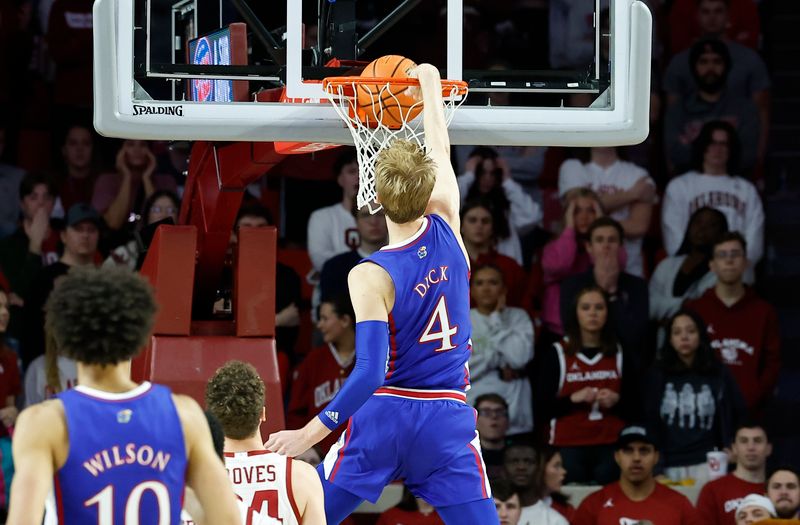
[419,295,459,352]
[250,489,282,522]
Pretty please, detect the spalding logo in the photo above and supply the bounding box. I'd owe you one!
[132,104,184,116]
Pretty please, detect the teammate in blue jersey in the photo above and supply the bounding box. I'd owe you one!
[266,64,498,525]
[7,267,241,525]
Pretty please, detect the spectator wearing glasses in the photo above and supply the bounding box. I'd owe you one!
[474,393,511,479]
[467,264,534,435]
[685,232,780,415]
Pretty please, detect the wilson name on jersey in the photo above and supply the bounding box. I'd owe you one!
[44,382,187,524]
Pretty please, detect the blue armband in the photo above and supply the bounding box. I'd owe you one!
[317,320,389,430]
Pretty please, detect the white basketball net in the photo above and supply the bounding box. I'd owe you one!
[323,80,466,214]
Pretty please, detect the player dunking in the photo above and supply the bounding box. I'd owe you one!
[266,64,498,525]
[7,268,241,524]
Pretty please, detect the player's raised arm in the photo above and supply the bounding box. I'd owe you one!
[412,64,461,226]
[174,394,242,525]
[265,262,393,457]
[7,402,63,525]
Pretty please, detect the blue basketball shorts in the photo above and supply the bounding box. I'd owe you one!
[320,386,491,506]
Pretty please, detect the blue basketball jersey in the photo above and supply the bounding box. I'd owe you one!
[48,382,187,524]
[364,214,472,391]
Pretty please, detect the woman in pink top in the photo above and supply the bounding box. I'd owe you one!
[541,188,624,345]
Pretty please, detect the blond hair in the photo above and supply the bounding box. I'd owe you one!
[375,140,436,224]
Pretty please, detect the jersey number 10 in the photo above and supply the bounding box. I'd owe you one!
[85,481,170,524]
[419,295,459,352]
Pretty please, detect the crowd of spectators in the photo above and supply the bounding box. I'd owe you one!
[0,0,794,523]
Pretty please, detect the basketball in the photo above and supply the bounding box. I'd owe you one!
[356,55,422,128]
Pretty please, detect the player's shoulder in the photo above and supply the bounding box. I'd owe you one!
[349,260,392,286]
[289,456,318,482]
[18,398,65,428]
[14,398,67,451]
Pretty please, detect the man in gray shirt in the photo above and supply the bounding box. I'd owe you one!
[664,39,760,174]
[663,0,770,170]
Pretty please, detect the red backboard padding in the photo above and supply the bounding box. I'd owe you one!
[147,335,285,438]
[139,225,197,336]
[236,226,276,337]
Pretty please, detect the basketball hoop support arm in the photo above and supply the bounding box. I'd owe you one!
[356,0,423,56]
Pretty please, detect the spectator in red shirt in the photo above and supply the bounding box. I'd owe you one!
[767,467,800,520]
[0,286,20,509]
[537,286,638,484]
[573,425,701,525]
[287,294,355,456]
[696,423,772,525]
[460,199,527,307]
[685,232,781,414]
[376,486,444,525]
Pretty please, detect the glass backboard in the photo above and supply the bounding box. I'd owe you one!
[93,0,652,146]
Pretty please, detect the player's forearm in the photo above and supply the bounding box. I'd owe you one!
[317,320,388,430]
[418,65,449,156]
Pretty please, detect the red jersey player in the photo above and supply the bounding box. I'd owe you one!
[573,426,701,525]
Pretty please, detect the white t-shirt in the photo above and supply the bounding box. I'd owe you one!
[519,500,569,525]
[559,159,653,277]
[306,202,357,271]
[661,171,764,265]
[23,355,78,407]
